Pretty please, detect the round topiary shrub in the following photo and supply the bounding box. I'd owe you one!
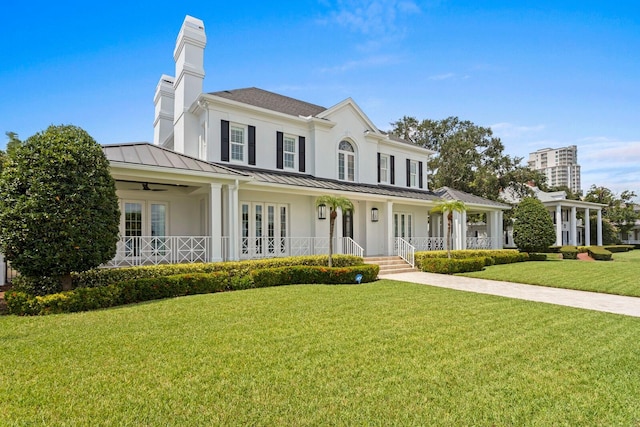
[512,197,556,254]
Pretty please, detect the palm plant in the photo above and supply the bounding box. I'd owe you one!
[316,195,354,267]
[430,199,467,258]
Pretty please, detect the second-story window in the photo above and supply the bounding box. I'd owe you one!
[379,154,389,184]
[338,140,355,181]
[284,135,296,169]
[231,125,245,162]
[409,160,418,187]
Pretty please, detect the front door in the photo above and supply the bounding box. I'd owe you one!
[241,202,288,258]
[342,209,353,239]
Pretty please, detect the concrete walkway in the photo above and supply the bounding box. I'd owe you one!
[379,271,640,318]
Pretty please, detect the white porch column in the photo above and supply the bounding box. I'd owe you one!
[0,254,5,286]
[452,211,465,250]
[584,208,590,246]
[386,201,394,256]
[210,183,223,262]
[597,209,603,246]
[570,206,577,246]
[227,182,239,261]
[555,205,562,246]
[462,210,467,250]
[496,210,504,248]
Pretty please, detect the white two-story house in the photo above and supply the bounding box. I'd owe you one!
[102,15,509,267]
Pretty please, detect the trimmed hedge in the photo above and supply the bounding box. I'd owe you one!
[250,265,379,288]
[560,246,579,260]
[603,245,634,253]
[11,255,364,295]
[419,257,488,274]
[5,272,230,315]
[5,263,380,316]
[415,250,528,268]
[528,253,548,261]
[588,247,613,261]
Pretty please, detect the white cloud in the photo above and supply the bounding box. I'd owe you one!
[428,72,455,81]
[490,122,546,138]
[318,0,421,37]
[319,54,400,73]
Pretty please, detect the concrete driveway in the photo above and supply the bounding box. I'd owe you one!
[379,271,640,318]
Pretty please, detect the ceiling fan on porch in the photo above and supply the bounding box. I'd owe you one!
[141,182,167,192]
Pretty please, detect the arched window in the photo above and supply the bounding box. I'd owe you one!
[338,140,355,181]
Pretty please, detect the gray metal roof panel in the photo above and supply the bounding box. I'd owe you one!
[103,143,248,177]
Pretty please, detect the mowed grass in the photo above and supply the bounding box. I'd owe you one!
[461,249,640,297]
[2,281,640,425]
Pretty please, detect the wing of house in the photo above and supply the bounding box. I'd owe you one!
[103,15,510,267]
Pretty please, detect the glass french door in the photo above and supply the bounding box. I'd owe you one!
[123,201,168,257]
[394,213,413,239]
[241,202,288,258]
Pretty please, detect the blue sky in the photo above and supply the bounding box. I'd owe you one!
[1,0,638,197]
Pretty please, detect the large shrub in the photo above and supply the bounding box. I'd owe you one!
[0,125,120,291]
[512,197,556,253]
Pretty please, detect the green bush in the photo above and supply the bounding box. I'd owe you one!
[603,245,634,253]
[5,272,230,315]
[419,257,488,274]
[528,253,548,261]
[415,250,527,267]
[560,246,579,260]
[588,247,613,261]
[250,265,379,288]
[512,197,556,253]
[72,255,363,289]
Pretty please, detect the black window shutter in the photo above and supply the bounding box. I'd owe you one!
[377,153,381,183]
[276,131,284,169]
[419,161,424,189]
[221,120,230,162]
[406,159,411,187]
[248,125,256,165]
[390,155,395,185]
[299,136,306,172]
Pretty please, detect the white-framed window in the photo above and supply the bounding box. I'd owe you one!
[240,202,289,258]
[409,160,418,188]
[379,154,389,184]
[338,140,356,182]
[394,213,414,239]
[230,125,246,162]
[284,135,296,170]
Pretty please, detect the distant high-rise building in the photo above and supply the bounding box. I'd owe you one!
[528,145,581,194]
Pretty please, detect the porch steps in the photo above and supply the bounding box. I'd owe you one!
[364,256,419,275]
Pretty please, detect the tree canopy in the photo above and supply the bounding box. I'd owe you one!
[391,116,546,201]
[584,185,639,242]
[0,125,120,291]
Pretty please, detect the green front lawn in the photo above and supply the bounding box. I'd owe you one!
[461,250,640,297]
[2,281,640,425]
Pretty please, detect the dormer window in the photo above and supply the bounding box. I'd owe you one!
[338,140,355,182]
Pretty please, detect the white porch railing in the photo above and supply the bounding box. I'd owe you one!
[466,237,498,250]
[408,237,445,251]
[622,240,640,245]
[240,236,364,259]
[342,237,364,258]
[395,238,415,267]
[105,236,213,267]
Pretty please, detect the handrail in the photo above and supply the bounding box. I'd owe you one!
[342,237,364,258]
[395,237,415,267]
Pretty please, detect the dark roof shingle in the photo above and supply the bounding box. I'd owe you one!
[209,87,327,117]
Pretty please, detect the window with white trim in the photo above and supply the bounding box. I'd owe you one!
[338,140,355,182]
[379,154,389,184]
[284,135,296,170]
[230,125,246,162]
[409,160,418,188]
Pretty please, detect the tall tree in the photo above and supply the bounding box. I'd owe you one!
[0,125,120,291]
[315,195,354,267]
[390,116,545,200]
[430,199,467,259]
